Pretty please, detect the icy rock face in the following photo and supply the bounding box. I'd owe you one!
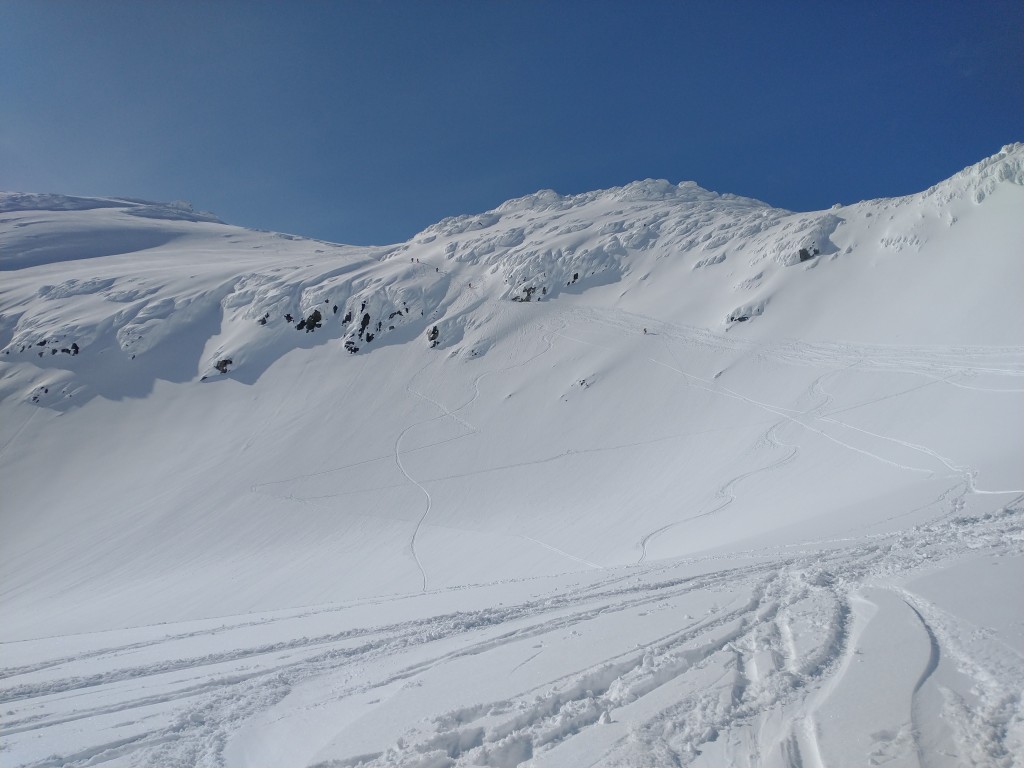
[755,213,842,266]
[1,143,1023,407]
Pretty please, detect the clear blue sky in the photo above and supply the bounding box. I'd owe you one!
[2,1,1021,245]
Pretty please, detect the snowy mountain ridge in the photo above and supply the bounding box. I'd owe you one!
[1,146,1022,768]
[3,143,1022,412]
[0,192,223,218]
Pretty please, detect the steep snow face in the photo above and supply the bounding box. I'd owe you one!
[0,147,1022,768]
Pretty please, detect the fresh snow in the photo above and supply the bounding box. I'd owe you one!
[1,145,1022,767]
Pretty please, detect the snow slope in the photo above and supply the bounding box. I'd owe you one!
[1,145,1022,767]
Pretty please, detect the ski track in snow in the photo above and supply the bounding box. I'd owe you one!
[646,354,939,478]
[251,306,1022,535]
[394,369,439,593]
[898,585,1024,768]
[553,309,998,564]
[544,305,1024,570]
[251,421,776,508]
[637,420,800,566]
[396,314,583,591]
[4,304,1021,768]
[0,407,36,460]
[3,504,1021,768]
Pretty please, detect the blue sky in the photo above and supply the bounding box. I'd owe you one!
[2,1,1021,245]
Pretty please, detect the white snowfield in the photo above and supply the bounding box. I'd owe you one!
[1,145,1022,767]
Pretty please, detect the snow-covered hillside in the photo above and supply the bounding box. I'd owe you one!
[1,145,1022,767]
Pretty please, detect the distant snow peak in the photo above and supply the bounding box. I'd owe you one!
[0,191,223,223]
[0,192,125,213]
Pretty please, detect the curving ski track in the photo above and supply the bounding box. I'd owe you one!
[3,504,1021,767]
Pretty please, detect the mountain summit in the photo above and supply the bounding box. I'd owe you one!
[3,144,1021,406]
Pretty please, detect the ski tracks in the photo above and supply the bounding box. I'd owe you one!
[3,507,1021,767]
[338,509,1014,768]
[898,586,1024,768]
[350,556,847,768]
[393,400,436,593]
[635,365,838,562]
[397,317,569,592]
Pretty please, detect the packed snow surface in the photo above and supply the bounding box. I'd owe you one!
[1,145,1022,767]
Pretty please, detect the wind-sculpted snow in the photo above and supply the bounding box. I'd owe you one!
[918,142,1024,206]
[412,182,827,311]
[1,147,1023,767]
[3,145,1023,404]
